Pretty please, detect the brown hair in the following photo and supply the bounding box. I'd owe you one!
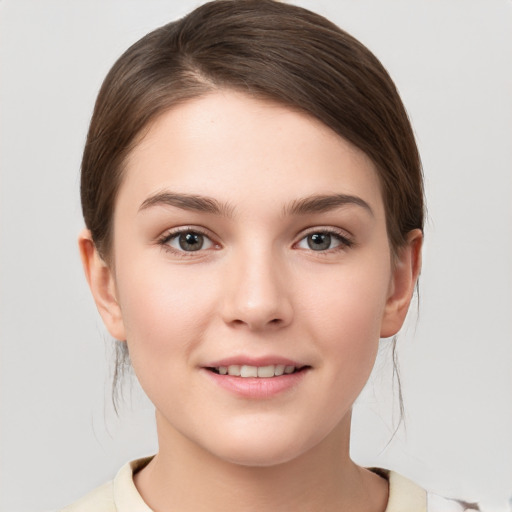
[80,0,424,409]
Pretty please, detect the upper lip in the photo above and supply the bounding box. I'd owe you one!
[203,356,307,368]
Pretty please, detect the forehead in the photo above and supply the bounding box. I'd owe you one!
[119,91,384,220]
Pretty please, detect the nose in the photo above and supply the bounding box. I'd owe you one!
[221,246,293,331]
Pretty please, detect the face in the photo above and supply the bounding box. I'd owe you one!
[83,91,419,467]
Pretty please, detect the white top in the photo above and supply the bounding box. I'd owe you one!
[60,456,476,512]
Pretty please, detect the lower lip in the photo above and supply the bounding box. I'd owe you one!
[202,369,308,398]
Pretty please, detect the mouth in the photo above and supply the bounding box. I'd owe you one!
[202,360,310,397]
[206,364,309,378]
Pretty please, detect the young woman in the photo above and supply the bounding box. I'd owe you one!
[63,1,477,510]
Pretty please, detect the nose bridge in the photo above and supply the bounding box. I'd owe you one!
[222,241,292,330]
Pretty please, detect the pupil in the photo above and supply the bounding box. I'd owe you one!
[308,233,331,251]
[179,232,203,251]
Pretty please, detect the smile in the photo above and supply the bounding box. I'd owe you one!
[208,364,305,378]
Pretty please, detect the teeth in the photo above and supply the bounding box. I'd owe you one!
[240,365,258,377]
[227,365,240,376]
[274,364,285,376]
[257,365,274,378]
[216,364,300,378]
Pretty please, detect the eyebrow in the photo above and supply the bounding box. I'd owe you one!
[284,194,374,217]
[138,191,234,217]
[138,191,373,218]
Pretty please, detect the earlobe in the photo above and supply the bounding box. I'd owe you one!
[380,229,423,338]
[78,229,126,341]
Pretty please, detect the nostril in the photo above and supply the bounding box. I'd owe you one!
[229,317,283,329]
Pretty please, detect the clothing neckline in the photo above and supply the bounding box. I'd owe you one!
[113,456,427,512]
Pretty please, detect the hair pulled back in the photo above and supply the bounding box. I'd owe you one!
[81,0,424,263]
[81,0,424,411]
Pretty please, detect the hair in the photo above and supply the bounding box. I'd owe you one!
[80,0,425,412]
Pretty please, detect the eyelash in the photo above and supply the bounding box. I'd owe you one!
[157,227,218,258]
[156,227,354,257]
[295,228,354,253]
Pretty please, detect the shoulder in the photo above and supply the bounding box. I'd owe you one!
[59,456,154,512]
[375,469,480,512]
[59,481,114,512]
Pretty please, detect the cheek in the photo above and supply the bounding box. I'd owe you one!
[303,255,391,333]
[301,256,391,375]
[114,262,218,367]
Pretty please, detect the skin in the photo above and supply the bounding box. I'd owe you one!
[80,91,422,512]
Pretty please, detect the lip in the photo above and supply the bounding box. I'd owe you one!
[204,356,306,368]
[200,356,310,399]
[202,369,309,398]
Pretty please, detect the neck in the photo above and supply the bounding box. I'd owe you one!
[134,410,387,512]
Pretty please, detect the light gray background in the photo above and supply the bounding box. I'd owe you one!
[1,1,511,511]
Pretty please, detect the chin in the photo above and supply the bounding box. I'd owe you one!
[214,441,307,468]
[200,422,326,468]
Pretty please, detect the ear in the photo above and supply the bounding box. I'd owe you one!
[78,229,126,341]
[380,229,423,338]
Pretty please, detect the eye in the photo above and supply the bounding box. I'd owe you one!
[161,230,215,252]
[296,231,352,251]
